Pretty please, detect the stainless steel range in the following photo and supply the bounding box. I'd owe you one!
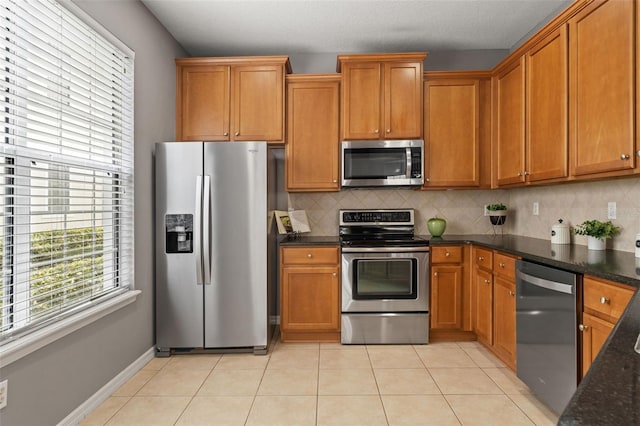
[340,209,429,344]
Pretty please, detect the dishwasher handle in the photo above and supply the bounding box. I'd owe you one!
[517,269,574,295]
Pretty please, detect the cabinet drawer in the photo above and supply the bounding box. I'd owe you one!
[282,246,339,266]
[493,252,517,280]
[473,247,493,270]
[431,246,463,264]
[583,276,634,320]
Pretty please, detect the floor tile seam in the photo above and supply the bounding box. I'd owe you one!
[121,368,159,397]
[171,395,197,426]
[437,393,465,426]
[503,393,547,426]
[97,395,132,426]
[191,365,220,398]
[480,366,530,395]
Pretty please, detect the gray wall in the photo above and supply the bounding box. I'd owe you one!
[288,50,509,74]
[0,1,186,424]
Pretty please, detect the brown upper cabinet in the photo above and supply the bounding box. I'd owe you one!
[494,24,570,187]
[423,72,491,188]
[337,53,426,140]
[285,75,340,192]
[526,25,569,183]
[176,56,291,143]
[569,0,636,177]
[493,56,526,186]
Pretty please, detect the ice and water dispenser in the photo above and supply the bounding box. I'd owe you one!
[165,214,193,253]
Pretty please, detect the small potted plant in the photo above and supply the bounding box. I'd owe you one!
[487,203,508,226]
[574,219,620,250]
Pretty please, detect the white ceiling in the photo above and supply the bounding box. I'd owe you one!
[141,0,571,59]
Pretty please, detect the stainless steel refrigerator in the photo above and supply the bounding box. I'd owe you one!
[154,141,276,356]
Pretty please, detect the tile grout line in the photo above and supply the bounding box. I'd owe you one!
[172,355,222,425]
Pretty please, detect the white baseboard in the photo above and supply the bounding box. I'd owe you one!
[58,347,155,426]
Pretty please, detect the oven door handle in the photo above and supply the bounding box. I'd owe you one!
[341,246,429,253]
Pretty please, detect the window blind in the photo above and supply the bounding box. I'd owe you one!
[0,0,134,342]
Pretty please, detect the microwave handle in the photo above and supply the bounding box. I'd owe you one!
[406,147,412,178]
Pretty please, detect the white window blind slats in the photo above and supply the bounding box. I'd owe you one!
[1,0,134,342]
[2,84,131,139]
[1,2,130,85]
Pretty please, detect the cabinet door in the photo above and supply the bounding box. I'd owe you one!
[570,0,635,176]
[526,25,569,182]
[493,56,526,186]
[177,65,230,141]
[231,65,284,142]
[474,267,493,346]
[281,266,340,332]
[493,276,516,366]
[424,79,480,187]
[384,62,423,139]
[581,312,614,377]
[431,265,463,329]
[341,62,382,140]
[286,78,340,191]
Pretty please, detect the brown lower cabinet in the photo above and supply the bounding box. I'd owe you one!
[280,245,340,342]
[580,275,634,377]
[471,247,518,370]
[429,245,474,341]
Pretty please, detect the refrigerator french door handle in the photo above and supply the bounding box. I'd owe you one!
[194,175,203,285]
[203,175,212,285]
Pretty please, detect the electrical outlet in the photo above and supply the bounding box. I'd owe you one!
[484,205,489,216]
[533,202,539,216]
[0,379,7,410]
[608,202,617,219]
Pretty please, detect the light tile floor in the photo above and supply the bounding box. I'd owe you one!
[80,339,558,425]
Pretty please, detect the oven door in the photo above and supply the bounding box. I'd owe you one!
[341,247,429,312]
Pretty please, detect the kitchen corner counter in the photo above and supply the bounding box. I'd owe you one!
[425,234,640,424]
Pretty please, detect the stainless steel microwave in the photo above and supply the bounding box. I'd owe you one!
[341,139,424,188]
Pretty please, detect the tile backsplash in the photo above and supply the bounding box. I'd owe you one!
[288,176,640,253]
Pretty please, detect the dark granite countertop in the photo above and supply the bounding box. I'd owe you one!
[281,233,640,423]
[278,235,340,246]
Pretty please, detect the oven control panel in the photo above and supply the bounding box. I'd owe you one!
[340,209,414,226]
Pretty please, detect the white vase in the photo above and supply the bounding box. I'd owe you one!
[587,236,606,250]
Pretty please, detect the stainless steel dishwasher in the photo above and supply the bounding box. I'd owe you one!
[515,260,580,415]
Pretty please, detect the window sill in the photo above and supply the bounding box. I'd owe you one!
[0,290,141,369]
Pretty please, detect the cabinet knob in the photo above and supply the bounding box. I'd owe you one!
[579,324,589,332]
[386,129,391,133]
[499,262,505,268]
[484,279,490,284]
[434,272,438,277]
[374,129,379,134]
[478,256,484,261]
[509,290,515,297]
[621,154,631,160]
[445,252,451,257]
[636,150,640,157]
[307,253,312,259]
[517,172,523,177]
[235,131,240,136]
[223,132,229,136]
[332,179,337,183]
[332,272,337,277]
[524,171,529,176]
[600,296,610,304]
[425,177,430,182]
